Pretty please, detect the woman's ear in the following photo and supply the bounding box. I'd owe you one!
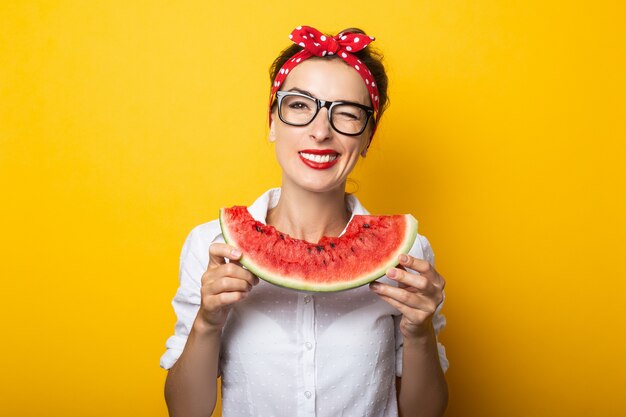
[360,137,371,157]
[269,117,276,142]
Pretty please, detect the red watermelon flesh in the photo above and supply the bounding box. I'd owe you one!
[219,206,418,292]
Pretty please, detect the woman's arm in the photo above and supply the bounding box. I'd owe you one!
[396,325,448,417]
[165,243,259,417]
[164,317,222,417]
[370,255,448,417]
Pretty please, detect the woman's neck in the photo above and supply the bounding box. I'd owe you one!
[266,183,352,243]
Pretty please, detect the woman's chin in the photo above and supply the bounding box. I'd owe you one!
[284,175,346,194]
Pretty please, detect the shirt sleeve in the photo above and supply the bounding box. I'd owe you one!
[160,222,218,370]
[395,234,449,376]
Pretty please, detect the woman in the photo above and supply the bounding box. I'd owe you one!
[162,25,449,417]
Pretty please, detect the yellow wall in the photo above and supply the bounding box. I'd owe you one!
[1,1,624,416]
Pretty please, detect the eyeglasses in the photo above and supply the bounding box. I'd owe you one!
[275,91,375,136]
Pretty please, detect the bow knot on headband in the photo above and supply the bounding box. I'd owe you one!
[288,26,373,57]
[270,25,381,127]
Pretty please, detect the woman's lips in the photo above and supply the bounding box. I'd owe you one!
[298,151,340,170]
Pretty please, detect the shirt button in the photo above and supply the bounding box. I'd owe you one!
[304,296,312,304]
[305,342,313,350]
[304,391,312,399]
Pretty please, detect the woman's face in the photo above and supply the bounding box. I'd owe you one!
[270,58,373,194]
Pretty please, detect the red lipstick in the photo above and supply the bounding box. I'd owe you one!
[300,149,339,155]
[298,149,340,170]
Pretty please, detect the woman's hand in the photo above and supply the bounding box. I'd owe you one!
[370,254,445,339]
[198,243,259,332]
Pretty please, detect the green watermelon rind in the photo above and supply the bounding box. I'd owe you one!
[219,209,418,293]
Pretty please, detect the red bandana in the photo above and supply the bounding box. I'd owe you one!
[269,25,380,129]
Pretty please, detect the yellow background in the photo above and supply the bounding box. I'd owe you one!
[1,1,625,416]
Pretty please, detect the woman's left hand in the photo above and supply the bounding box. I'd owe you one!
[370,254,445,339]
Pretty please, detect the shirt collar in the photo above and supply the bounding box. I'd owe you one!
[247,188,369,236]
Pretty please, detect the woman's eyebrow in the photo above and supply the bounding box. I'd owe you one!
[286,88,366,106]
[287,87,315,97]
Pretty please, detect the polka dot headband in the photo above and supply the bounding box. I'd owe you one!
[269,25,381,127]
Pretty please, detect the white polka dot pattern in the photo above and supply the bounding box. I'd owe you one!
[269,25,380,127]
[160,188,450,416]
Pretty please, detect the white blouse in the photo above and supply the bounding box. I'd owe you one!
[161,188,448,417]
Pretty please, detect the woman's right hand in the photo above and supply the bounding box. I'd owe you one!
[198,243,259,331]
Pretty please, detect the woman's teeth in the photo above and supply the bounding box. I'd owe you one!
[299,152,338,163]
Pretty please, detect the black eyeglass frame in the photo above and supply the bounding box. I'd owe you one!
[275,91,375,137]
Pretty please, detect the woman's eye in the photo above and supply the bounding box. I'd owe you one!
[340,112,358,120]
[333,104,365,121]
[335,110,360,120]
[289,101,311,110]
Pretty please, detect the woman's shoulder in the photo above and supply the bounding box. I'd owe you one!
[188,218,221,238]
[407,233,436,265]
[179,218,223,259]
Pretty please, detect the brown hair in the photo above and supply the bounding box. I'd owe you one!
[269,27,389,125]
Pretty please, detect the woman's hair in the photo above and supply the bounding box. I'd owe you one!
[269,27,389,124]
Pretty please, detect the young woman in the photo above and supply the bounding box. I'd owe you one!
[162,25,449,417]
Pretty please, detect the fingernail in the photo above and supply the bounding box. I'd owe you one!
[399,254,409,263]
[370,282,380,289]
[231,248,242,257]
[387,268,397,278]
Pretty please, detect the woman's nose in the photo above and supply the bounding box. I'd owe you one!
[308,108,333,141]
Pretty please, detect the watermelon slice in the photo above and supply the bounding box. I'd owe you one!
[219,206,418,292]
